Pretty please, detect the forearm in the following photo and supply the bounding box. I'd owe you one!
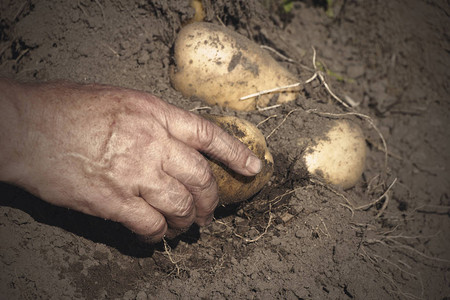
[0,78,30,185]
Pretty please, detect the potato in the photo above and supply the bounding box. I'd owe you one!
[203,114,274,204]
[170,22,300,111]
[300,119,366,189]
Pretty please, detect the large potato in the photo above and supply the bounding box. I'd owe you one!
[171,22,300,111]
[203,115,274,204]
[300,119,366,189]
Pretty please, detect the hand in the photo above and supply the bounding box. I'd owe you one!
[0,79,262,242]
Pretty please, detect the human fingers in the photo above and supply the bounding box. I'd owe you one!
[113,196,168,243]
[160,139,219,226]
[153,104,262,177]
[138,170,198,230]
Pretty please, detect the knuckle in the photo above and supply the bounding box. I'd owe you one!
[196,118,215,150]
[148,216,168,236]
[194,159,215,190]
[201,196,219,216]
[171,193,195,218]
[225,142,244,165]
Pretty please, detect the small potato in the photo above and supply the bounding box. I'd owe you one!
[301,119,366,189]
[171,22,300,111]
[203,115,274,204]
[187,0,205,23]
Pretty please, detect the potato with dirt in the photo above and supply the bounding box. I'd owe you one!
[298,119,366,189]
[170,22,300,111]
[203,115,274,204]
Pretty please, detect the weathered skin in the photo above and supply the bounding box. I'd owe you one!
[0,79,262,242]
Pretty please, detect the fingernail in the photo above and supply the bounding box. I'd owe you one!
[245,154,262,175]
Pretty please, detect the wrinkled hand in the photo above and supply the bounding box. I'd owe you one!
[0,80,261,242]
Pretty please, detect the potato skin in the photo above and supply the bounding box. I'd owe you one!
[303,120,366,189]
[203,115,274,204]
[171,22,299,111]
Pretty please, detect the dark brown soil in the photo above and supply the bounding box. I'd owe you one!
[1,0,449,299]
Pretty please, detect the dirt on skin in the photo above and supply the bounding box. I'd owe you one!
[1,0,449,299]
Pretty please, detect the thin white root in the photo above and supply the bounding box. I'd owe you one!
[260,45,295,62]
[355,178,398,211]
[189,106,211,111]
[233,212,273,243]
[162,238,181,276]
[257,104,282,111]
[240,82,302,101]
[266,108,302,139]
[256,114,278,127]
[215,211,274,243]
[309,178,355,217]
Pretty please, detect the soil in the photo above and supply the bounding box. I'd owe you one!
[1,0,449,299]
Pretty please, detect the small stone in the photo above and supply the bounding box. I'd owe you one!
[137,50,150,65]
[295,228,309,239]
[280,212,294,223]
[123,290,135,300]
[136,291,147,300]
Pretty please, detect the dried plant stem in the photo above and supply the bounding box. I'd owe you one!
[260,45,295,62]
[189,106,211,112]
[365,237,450,264]
[234,212,273,243]
[355,178,397,211]
[256,114,278,127]
[215,211,273,243]
[266,108,302,139]
[240,82,302,101]
[309,178,355,216]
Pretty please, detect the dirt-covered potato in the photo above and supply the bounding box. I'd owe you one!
[203,115,274,204]
[171,22,300,111]
[300,119,366,189]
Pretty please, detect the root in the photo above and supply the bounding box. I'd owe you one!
[414,205,450,215]
[240,82,302,101]
[256,114,277,127]
[94,0,105,22]
[319,217,331,238]
[364,236,450,264]
[13,1,28,21]
[233,212,273,243]
[215,210,273,243]
[268,187,302,206]
[162,238,182,276]
[14,49,29,64]
[309,178,355,217]
[354,178,397,212]
[260,45,295,63]
[309,177,396,218]
[266,108,302,139]
[359,246,425,300]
